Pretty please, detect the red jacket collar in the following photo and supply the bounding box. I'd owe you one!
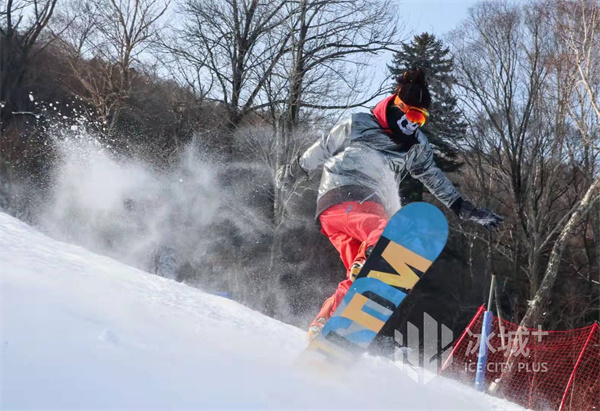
[372,94,395,130]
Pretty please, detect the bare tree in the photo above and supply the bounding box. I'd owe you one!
[55,0,169,134]
[520,0,600,328]
[163,0,293,153]
[450,1,578,307]
[280,0,400,134]
[0,0,58,123]
[448,2,600,392]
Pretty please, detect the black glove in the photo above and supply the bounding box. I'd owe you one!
[451,198,504,229]
[276,155,308,190]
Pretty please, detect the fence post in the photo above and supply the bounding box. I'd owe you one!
[475,274,496,391]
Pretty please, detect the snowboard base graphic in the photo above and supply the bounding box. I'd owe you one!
[303,202,449,364]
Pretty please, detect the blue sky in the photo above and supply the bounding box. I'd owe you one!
[399,0,480,38]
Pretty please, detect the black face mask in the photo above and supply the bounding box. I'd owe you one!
[386,104,419,140]
[386,104,419,136]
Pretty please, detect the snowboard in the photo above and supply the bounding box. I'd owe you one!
[303,202,449,364]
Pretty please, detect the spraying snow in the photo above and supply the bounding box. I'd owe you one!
[1,212,522,409]
[39,133,220,280]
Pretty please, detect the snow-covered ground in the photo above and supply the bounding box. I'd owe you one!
[1,212,522,410]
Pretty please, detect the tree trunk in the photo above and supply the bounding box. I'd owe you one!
[273,124,284,226]
[520,177,600,328]
[492,178,600,394]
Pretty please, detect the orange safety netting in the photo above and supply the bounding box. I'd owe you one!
[440,306,600,410]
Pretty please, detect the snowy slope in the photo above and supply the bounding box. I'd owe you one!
[1,212,522,410]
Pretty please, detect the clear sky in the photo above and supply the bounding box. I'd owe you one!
[398,0,480,38]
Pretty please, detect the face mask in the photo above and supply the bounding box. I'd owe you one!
[396,114,419,135]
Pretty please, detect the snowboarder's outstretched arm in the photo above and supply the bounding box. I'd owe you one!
[406,139,504,229]
[277,118,352,189]
[405,140,461,209]
[299,118,352,173]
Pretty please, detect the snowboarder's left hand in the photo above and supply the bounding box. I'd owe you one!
[276,155,308,190]
[452,198,504,229]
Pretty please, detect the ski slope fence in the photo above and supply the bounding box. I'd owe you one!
[440,306,600,410]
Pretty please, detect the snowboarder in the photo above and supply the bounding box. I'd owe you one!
[277,68,504,340]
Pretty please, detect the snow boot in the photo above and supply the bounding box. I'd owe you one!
[307,317,327,341]
[349,244,374,282]
[349,260,364,282]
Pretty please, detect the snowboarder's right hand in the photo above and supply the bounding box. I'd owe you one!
[452,198,504,230]
[276,156,308,190]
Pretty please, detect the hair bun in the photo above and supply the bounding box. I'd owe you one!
[394,67,430,109]
[402,68,427,85]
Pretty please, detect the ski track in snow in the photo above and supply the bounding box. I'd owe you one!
[0,212,523,410]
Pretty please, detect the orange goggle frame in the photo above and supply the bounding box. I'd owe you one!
[393,95,429,127]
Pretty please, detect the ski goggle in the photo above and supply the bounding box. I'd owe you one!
[393,95,429,127]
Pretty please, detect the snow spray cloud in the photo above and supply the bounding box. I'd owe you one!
[39,129,220,280]
[36,124,345,327]
[37,126,283,309]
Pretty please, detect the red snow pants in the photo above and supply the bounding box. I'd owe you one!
[310,201,388,328]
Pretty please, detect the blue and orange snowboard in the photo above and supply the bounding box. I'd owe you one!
[304,202,449,363]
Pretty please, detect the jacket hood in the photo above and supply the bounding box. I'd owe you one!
[371,94,396,130]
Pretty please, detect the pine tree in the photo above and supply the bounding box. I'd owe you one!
[388,33,466,203]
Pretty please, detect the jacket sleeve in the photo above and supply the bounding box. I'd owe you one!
[299,117,353,173]
[405,139,461,209]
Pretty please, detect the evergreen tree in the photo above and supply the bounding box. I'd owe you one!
[388,33,466,203]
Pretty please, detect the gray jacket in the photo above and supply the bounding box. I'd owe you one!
[299,111,461,217]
